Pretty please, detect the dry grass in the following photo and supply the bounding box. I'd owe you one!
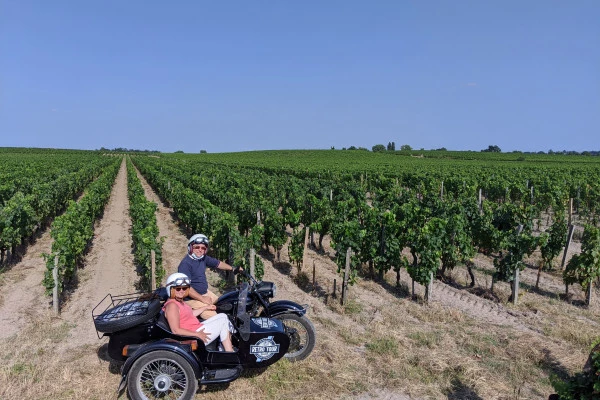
[1,257,598,400]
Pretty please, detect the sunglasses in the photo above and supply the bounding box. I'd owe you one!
[192,245,207,250]
[174,286,189,292]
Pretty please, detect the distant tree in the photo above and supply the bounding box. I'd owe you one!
[372,144,386,152]
[481,145,501,153]
[400,144,412,151]
[386,142,396,151]
[348,146,357,150]
[358,147,368,151]
[331,146,335,150]
[175,150,184,153]
[435,147,447,151]
[200,150,207,154]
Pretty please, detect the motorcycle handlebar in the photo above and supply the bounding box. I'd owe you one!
[237,268,259,286]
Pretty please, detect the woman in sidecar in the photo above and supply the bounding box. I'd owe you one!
[162,272,234,352]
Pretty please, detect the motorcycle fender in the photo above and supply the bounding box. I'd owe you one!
[264,300,307,317]
[120,339,202,383]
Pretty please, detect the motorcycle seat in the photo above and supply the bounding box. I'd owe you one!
[156,311,172,333]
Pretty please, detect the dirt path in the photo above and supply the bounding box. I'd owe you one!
[57,158,139,349]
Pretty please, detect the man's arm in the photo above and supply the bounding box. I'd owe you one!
[215,260,234,272]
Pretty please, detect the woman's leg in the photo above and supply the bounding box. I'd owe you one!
[200,314,234,351]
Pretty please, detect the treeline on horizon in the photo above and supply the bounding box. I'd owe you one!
[2,145,599,157]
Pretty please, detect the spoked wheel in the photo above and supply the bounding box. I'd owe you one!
[127,350,198,400]
[274,313,316,362]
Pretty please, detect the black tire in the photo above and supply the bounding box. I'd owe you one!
[127,350,198,400]
[94,298,162,333]
[274,314,316,362]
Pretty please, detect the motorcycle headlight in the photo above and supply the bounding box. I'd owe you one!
[256,281,276,298]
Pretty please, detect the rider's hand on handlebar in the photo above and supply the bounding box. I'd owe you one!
[234,266,244,275]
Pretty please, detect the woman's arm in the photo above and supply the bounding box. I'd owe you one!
[165,303,209,342]
[192,304,216,317]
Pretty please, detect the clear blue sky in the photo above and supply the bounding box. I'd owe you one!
[1,1,598,153]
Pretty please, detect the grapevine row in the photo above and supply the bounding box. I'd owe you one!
[42,159,121,295]
[125,157,165,289]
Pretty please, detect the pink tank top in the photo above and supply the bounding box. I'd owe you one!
[163,299,203,331]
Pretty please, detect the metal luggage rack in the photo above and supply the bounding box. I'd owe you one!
[92,292,157,338]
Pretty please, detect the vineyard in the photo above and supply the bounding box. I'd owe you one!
[0,147,599,399]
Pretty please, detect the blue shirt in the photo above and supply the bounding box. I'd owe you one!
[177,254,220,295]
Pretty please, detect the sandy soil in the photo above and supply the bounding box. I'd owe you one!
[0,229,54,339]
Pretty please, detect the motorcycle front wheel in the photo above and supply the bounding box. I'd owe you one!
[127,350,198,400]
[274,313,316,362]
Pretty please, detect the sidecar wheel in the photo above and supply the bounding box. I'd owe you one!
[127,350,198,400]
[274,314,316,362]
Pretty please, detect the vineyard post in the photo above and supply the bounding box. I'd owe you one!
[312,261,316,292]
[568,198,573,226]
[341,247,351,306]
[302,226,310,272]
[250,248,256,277]
[256,210,261,225]
[440,181,444,201]
[512,224,524,305]
[586,284,593,307]
[333,279,337,298]
[227,233,235,284]
[478,189,482,213]
[53,255,59,315]
[425,271,433,303]
[151,250,156,291]
[530,185,534,204]
[560,224,575,271]
[512,265,520,305]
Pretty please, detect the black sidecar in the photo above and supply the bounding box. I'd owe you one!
[93,283,290,400]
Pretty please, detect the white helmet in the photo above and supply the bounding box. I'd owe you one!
[165,272,191,295]
[187,233,209,255]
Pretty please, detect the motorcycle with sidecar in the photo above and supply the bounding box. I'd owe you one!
[93,272,316,400]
